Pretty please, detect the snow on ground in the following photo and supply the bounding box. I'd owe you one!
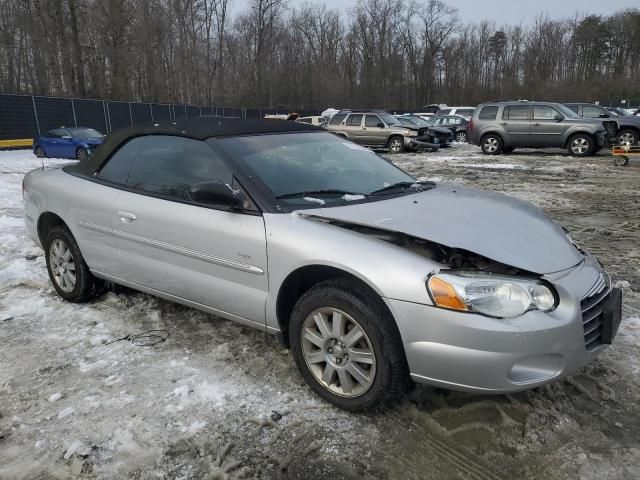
[1,146,640,479]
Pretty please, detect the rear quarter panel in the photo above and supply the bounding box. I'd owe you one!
[23,168,120,273]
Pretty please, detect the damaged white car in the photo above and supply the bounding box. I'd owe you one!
[23,118,622,411]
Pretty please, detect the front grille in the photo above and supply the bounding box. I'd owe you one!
[580,272,610,351]
[418,127,428,137]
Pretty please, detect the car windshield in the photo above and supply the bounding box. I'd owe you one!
[554,104,581,119]
[379,113,400,126]
[214,132,416,209]
[612,108,629,117]
[69,128,103,139]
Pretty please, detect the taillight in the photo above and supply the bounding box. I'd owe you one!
[468,118,474,132]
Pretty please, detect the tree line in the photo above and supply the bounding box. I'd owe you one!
[0,0,639,109]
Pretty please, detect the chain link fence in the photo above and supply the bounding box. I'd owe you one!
[0,93,328,141]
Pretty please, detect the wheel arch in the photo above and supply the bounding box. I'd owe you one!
[37,211,69,246]
[618,125,640,139]
[275,264,394,348]
[563,129,595,148]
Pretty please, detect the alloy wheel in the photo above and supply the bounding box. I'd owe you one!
[35,147,45,158]
[77,148,88,161]
[456,132,467,142]
[619,132,636,146]
[49,239,76,293]
[301,307,376,398]
[571,137,589,155]
[389,138,403,153]
[484,137,499,153]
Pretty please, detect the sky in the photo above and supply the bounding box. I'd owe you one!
[255,0,639,23]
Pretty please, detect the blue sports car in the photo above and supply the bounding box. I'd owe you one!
[33,127,104,161]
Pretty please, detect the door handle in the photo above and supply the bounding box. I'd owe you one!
[117,211,137,223]
[533,122,541,126]
[500,122,507,126]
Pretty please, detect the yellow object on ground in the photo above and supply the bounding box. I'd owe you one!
[0,139,32,148]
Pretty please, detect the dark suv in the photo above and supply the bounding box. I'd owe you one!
[468,101,618,156]
[564,103,640,146]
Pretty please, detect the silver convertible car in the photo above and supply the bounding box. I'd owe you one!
[23,118,622,410]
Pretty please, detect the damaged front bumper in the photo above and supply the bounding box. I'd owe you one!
[385,256,622,393]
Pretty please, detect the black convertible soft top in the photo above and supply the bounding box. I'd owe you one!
[75,116,322,175]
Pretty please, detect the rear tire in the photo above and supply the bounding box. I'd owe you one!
[45,226,105,302]
[289,278,408,411]
[387,136,405,154]
[618,129,638,146]
[567,133,595,157]
[76,147,89,161]
[455,131,468,143]
[480,134,503,155]
[35,146,46,158]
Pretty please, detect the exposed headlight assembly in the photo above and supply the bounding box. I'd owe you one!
[427,272,557,318]
[404,130,418,137]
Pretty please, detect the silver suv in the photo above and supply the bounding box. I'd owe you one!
[326,110,421,153]
[468,101,618,156]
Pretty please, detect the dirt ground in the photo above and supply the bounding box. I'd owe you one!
[1,145,639,480]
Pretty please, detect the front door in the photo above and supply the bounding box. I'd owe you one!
[530,105,571,147]
[106,135,269,327]
[501,105,531,146]
[362,114,387,145]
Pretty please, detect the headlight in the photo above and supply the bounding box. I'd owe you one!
[405,130,418,137]
[427,272,556,318]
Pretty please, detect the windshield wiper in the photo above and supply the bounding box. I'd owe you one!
[369,181,435,196]
[276,189,367,199]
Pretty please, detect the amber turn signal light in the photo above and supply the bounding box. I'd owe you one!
[428,276,468,311]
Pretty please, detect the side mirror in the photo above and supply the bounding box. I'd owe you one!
[599,113,610,118]
[377,122,385,128]
[189,181,246,208]
[554,114,564,122]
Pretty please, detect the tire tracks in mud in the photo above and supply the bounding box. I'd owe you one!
[380,408,505,480]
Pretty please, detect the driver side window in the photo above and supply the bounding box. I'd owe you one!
[365,115,381,127]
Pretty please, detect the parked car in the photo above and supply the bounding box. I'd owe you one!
[395,114,454,147]
[435,106,476,121]
[564,103,640,146]
[33,127,104,161]
[468,101,618,156]
[431,115,469,143]
[326,109,438,153]
[296,116,327,127]
[23,117,622,410]
[605,107,631,117]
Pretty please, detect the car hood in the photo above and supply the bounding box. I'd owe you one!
[427,126,453,135]
[301,184,583,274]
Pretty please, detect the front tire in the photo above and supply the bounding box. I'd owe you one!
[480,134,503,155]
[387,136,405,154]
[35,146,46,158]
[289,279,408,411]
[45,226,105,302]
[568,133,595,157]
